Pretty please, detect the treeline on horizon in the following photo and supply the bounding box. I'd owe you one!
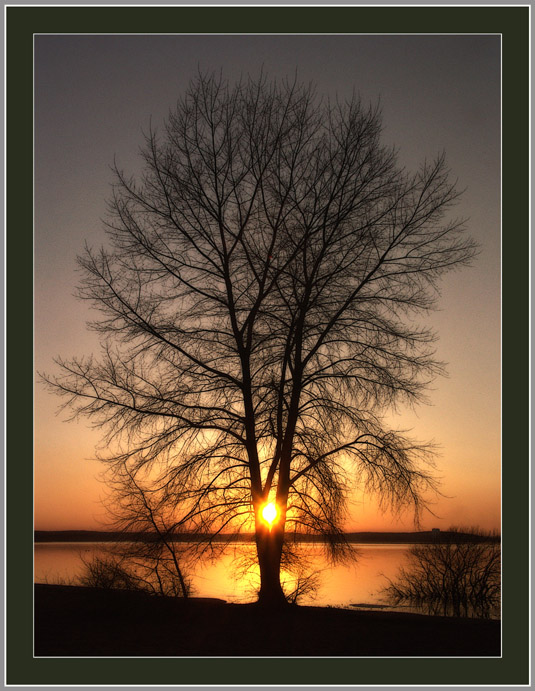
[34,529,500,545]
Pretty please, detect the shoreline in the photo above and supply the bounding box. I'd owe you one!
[34,583,501,657]
[34,529,500,544]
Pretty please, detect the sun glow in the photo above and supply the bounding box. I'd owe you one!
[261,501,278,528]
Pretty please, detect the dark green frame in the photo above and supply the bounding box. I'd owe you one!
[6,4,529,686]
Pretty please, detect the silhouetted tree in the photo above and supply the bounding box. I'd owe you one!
[42,72,477,606]
[98,462,192,598]
[232,536,324,604]
[381,533,500,618]
[72,458,192,597]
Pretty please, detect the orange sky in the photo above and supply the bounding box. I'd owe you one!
[34,35,501,534]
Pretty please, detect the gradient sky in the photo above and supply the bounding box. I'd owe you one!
[35,35,501,532]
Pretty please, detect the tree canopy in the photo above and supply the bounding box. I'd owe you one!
[43,72,477,605]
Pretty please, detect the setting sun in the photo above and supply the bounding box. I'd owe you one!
[261,501,278,527]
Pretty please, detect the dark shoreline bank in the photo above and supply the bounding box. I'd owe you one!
[34,584,500,657]
[34,529,499,544]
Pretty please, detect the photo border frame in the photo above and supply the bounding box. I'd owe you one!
[5,3,530,686]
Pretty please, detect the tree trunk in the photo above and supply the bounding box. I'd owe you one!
[255,521,287,607]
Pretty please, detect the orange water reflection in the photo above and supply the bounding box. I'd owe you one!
[34,542,412,608]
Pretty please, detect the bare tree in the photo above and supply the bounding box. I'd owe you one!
[100,462,192,598]
[231,536,325,604]
[381,533,501,618]
[42,72,477,606]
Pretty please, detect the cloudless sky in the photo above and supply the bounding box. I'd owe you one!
[35,34,501,532]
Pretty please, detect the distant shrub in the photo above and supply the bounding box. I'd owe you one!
[78,555,139,591]
[78,551,191,598]
[381,536,500,618]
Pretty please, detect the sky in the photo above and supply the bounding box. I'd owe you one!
[34,35,501,532]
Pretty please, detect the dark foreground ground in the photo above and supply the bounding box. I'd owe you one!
[35,584,500,657]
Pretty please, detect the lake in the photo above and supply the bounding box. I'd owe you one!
[34,542,411,609]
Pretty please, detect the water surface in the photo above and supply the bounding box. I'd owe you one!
[34,541,410,608]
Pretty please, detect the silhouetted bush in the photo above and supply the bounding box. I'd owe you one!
[79,555,139,591]
[381,535,500,618]
[78,551,191,598]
